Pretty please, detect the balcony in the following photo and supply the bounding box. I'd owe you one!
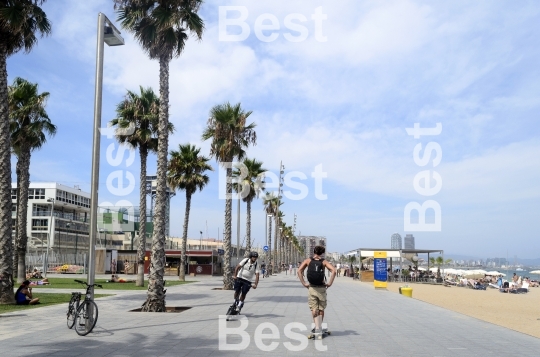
[32,211,88,222]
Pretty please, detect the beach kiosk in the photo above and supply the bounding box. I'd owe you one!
[351,248,445,282]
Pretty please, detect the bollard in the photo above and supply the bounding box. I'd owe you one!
[401,286,413,298]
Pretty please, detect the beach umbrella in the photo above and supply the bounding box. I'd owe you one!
[529,270,540,275]
[417,267,426,271]
[462,270,485,279]
[486,271,505,276]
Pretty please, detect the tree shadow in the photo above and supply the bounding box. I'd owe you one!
[24,330,221,357]
[252,295,306,303]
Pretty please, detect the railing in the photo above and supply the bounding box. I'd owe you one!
[32,211,88,222]
[26,252,88,274]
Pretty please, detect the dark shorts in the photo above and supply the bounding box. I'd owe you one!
[234,278,252,295]
[16,300,30,305]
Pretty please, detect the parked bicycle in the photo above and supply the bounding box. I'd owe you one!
[66,279,102,336]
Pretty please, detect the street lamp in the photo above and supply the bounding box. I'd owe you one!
[87,13,124,306]
[265,213,273,268]
[200,230,203,250]
[44,198,54,278]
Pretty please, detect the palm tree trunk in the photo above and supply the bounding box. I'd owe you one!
[0,46,15,304]
[223,165,233,290]
[180,191,192,282]
[136,145,148,287]
[14,160,20,279]
[16,148,31,283]
[141,56,169,312]
[273,216,278,273]
[267,216,272,273]
[244,199,251,256]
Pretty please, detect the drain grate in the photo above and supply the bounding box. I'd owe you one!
[129,306,192,313]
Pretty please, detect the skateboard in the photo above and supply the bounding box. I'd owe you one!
[307,323,331,339]
[225,304,240,321]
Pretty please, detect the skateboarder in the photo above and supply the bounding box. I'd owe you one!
[230,251,260,314]
[298,245,336,338]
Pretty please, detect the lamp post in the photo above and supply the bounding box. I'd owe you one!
[200,231,203,250]
[87,12,124,306]
[265,213,273,269]
[44,198,54,278]
[236,193,240,261]
[276,161,284,272]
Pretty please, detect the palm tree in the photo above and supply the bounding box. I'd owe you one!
[430,256,452,278]
[232,158,266,257]
[262,192,278,273]
[116,0,204,311]
[0,0,51,305]
[263,192,279,275]
[110,86,172,287]
[275,211,285,272]
[9,77,56,283]
[284,225,293,264]
[167,144,212,281]
[202,102,257,289]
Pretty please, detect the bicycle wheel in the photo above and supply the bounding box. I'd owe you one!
[74,300,99,336]
[66,304,76,329]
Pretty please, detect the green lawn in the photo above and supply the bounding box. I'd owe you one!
[0,293,111,314]
[28,278,195,290]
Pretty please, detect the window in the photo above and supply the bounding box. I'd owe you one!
[35,188,45,199]
[32,219,49,231]
[11,189,17,200]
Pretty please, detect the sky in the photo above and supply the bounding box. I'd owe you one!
[7,0,540,259]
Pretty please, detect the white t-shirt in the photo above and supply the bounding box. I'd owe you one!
[236,258,260,282]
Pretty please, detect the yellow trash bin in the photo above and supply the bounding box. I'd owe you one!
[400,287,413,298]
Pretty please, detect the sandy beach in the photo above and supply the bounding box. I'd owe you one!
[384,282,540,339]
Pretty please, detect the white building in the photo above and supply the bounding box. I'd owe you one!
[391,233,402,249]
[326,252,341,262]
[11,182,91,255]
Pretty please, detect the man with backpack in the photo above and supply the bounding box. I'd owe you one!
[298,245,336,337]
[230,251,260,313]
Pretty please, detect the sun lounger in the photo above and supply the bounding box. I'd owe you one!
[468,279,486,290]
[515,281,529,294]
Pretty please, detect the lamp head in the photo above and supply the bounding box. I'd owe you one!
[103,16,125,46]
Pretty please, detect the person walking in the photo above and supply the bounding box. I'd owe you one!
[297,245,336,338]
[260,260,267,278]
[230,252,260,314]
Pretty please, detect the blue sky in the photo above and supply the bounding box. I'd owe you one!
[8,0,540,258]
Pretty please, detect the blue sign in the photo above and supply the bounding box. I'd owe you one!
[374,257,388,282]
[263,246,269,252]
[217,249,224,255]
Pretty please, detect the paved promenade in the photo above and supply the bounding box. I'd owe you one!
[1,273,539,356]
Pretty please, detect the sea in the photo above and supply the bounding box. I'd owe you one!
[482,270,540,281]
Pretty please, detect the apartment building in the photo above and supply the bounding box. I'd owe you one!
[11,182,91,255]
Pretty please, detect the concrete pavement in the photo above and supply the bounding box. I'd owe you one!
[1,273,539,356]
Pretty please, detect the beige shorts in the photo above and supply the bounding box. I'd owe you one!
[308,286,327,311]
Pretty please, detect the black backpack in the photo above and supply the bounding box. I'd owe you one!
[240,258,257,272]
[306,258,325,286]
